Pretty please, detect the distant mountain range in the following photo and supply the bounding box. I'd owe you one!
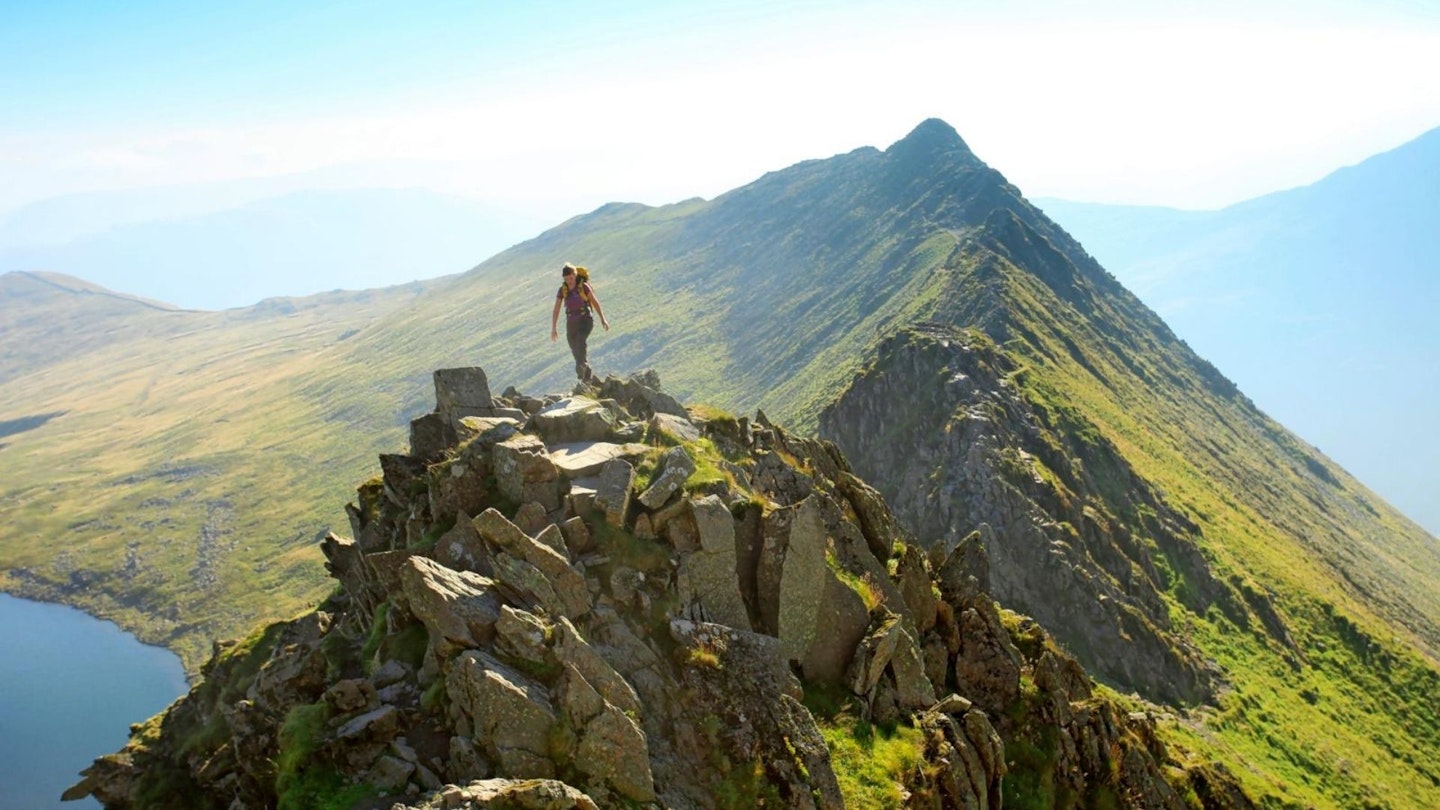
[3,120,1439,807]
[0,187,547,310]
[1037,125,1440,536]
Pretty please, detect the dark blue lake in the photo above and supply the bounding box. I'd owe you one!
[0,593,188,809]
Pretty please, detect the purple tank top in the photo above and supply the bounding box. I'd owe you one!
[560,282,591,319]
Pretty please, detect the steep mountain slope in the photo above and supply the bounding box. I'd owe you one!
[0,188,543,310]
[3,120,1438,807]
[1036,126,1440,536]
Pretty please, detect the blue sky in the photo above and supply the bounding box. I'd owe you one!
[4,0,1440,216]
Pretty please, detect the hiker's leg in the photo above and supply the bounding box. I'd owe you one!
[566,317,591,379]
[576,316,595,379]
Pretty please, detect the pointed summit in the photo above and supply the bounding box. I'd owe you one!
[887,118,977,164]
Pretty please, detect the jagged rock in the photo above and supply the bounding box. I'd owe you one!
[495,605,552,667]
[322,532,379,612]
[533,524,568,558]
[849,611,937,709]
[398,556,502,650]
[676,495,751,630]
[476,509,591,619]
[369,754,415,792]
[806,573,873,684]
[491,552,566,618]
[953,599,1023,717]
[649,412,700,443]
[458,415,521,445]
[548,441,648,479]
[447,650,558,779]
[513,501,550,536]
[670,619,840,809]
[553,618,641,716]
[558,663,656,801]
[592,458,634,527]
[637,446,695,509]
[447,736,492,783]
[337,704,401,744]
[532,397,618,444]
[435,367,495,430]
[493,435,560,512]
[381,453,429,509]
[836,471,902,562]
[568,477,598,514]
[410,412,451,461]
[389,778,599,810]
[918,708,1005,810]
[434,514,492,577]
[895,543,938,633]
[326,678,380,714]
[559,516,591,556]
[596,370,687,419]
[758,496,870,681]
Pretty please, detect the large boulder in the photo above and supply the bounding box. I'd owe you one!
[548,441,647,479]
[676,495,751,631]
[532,397,617,444]
[493,435,560,512]
[557,665,655,802]
[476,509,591,619]
[398,556,503,650]
[446,650,558,779]
[592,458,634,527]
[848,610,937,710]
[435,367,495,429]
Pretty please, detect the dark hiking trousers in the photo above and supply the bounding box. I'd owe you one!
[566,314,595,380]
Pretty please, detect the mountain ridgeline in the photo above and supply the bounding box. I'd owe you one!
[4,119,1440,807]
[71,369,1250,809]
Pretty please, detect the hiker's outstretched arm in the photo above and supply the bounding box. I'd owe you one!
[550,298,562,341]
[588,287,610,330]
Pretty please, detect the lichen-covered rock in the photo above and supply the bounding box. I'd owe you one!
[73,363,1260,810]
[435,367,495,430]
[493,435,560,512]
[447,650,558,779]
[398,556,503,650]
[676,495,750,630]
[476,509,590,619]
[637,445,695,509]
[592,458,634,527]
[532,396,617,444]
[388,778,599,810]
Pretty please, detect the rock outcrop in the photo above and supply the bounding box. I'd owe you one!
[820,326,1294,706]
[70,367,1253,809]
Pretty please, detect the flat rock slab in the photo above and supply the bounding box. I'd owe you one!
[549,441,649,478]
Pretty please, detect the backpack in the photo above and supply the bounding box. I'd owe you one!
[558,266,594,309]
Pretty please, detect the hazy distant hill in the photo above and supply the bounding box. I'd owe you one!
[1037,126,1440,536]
[3,121,1439,807]
[0,187,545,310]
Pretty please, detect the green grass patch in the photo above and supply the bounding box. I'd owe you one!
[819,715,925,810]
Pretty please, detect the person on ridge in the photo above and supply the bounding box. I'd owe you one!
[550,262,609,382]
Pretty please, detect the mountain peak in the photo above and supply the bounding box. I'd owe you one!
[888,118,975,161]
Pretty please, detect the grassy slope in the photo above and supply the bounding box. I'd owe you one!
[0,273,432,665]
[910,220,1440,807]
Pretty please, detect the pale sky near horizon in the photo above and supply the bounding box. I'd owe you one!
[3,0,1440,218]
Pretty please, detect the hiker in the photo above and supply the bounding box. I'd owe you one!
[550,263,610,381]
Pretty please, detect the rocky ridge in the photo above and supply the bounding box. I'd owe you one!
[70,367,1252,809]
[820,326,1305,707]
